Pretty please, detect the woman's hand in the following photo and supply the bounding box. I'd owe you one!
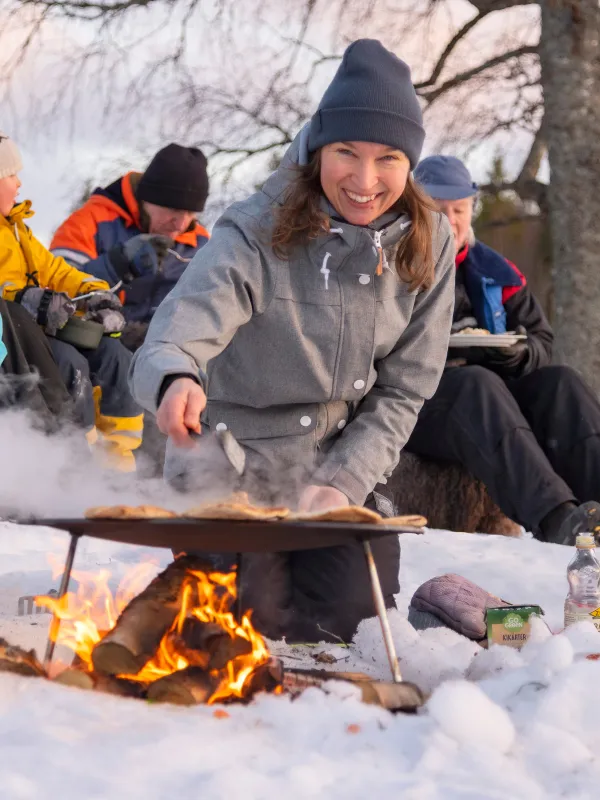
[156,377,207,448]
[298,485,349,513]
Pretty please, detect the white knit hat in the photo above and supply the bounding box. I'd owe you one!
[0,132,23,179]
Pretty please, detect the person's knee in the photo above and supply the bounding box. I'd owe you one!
[449,365,507,404]
[92,336,132,372]
[87,337,139,416]
[49,339,90,383]
[535,365,583,392]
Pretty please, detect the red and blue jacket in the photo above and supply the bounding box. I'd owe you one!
[453,240,553,377]
[50,173,210,323]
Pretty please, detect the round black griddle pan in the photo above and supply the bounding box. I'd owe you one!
[33,518,423,553]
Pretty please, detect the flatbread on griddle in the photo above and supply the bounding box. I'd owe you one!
[85,505,177,520]
[380,514,427,528]
[183,501,290,521]
[288,506,382,524]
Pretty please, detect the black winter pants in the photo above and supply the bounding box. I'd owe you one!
[49,336,140,430]
[406,365,600,530]
[191,531,400,644]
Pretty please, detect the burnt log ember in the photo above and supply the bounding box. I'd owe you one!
[0,638,45,678]
[91,555,212,677]
[53,668,146,698]
[146,667,215,705]
[241,657,284,698]
[283,668,426,713]
[176,617,252,670]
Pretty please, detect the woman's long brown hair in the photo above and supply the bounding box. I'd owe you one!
[272,150,437,292]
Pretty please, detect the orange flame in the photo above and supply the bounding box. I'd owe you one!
[35,559,270,702]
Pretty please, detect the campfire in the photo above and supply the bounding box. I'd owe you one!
[0,552,425,713]
[33,554,278,705]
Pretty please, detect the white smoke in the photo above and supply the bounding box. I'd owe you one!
[0,408,191,519]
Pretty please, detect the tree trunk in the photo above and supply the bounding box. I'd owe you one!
[539,0,600,392]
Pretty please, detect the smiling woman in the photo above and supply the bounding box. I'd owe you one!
[130,39,456,643]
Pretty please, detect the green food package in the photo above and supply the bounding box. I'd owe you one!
[486,605,545,649]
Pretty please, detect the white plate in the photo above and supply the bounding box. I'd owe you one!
[449,333,527,348]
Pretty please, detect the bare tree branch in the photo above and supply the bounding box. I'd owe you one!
[414,9,491,91]
[467,0,537,10]
[418,44,538,104]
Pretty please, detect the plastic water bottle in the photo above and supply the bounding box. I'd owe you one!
[564,534,600,631]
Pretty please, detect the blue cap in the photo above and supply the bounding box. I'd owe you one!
[414,155,478,200]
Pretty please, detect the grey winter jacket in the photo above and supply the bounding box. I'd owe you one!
[129,130,456,505]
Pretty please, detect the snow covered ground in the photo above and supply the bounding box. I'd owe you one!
[2,521,600,799]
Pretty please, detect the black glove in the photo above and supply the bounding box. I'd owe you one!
[478,325,529,377]
[108,234,174,282]
[81,291,126,334]
[18,288,76,336]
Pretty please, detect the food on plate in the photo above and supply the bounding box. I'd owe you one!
[454,327,490,335]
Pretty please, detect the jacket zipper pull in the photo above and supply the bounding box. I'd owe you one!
[373,230,387,276]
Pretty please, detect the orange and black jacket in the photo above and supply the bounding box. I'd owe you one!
[50,172,210,323]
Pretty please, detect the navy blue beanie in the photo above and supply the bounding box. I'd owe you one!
[307,39,425,169]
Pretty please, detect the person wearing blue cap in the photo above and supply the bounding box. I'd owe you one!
[409,154,600,545]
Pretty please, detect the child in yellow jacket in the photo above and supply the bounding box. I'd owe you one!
[0,132,143,470]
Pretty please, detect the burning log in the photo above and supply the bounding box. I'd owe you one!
[91,555,211,676]
[0,638,45,678]
[241,657,284,698]
[146,667,215,705]
[178,617,252,670]
[53,668,146,698]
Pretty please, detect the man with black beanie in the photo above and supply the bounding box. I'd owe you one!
[51,143,210,350]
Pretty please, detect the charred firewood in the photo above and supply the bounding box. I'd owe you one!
[91,555,211,676]
[0,637,45,677]
[53,668,95,691]
[241,657,283,698]
[53,667,147,698]
[178,617,252,670]
[283,668,426,712]
[146,667,215,705]
[356,680,425,712]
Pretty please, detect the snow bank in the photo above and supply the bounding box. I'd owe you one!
[1,523,600,798]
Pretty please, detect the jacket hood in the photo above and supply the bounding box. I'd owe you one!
[260,125,411,246]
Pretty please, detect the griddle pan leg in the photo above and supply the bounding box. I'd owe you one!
[363,539,403,684]
[44,533,79,671]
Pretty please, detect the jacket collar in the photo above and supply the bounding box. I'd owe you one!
[89,173,208,246]
[3,200,34,228]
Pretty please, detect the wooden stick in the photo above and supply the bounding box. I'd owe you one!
[91,555,211,676]
[282,668,426,712]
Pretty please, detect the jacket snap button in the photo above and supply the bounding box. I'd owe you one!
[353,379,365,390]
[359,274,370,285]
[215,422,227,432]
[300,416,312,427]
[337,419,347,430]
